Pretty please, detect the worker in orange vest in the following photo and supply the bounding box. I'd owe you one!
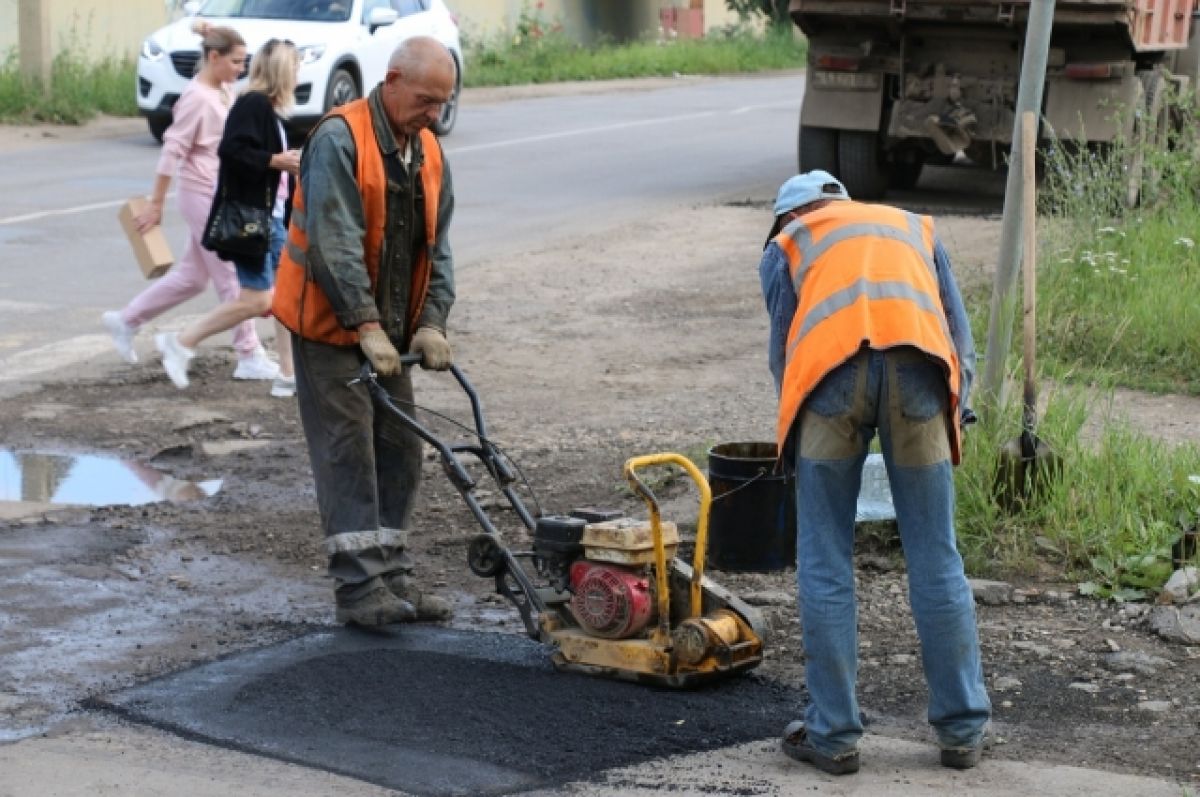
[760,171,990,774]
[271,37,457,627]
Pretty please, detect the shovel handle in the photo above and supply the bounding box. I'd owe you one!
[1020,111,1038,434]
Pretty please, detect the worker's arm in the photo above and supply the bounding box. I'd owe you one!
[933,238,976,417]
[299,117,382,329]
[758,240,796,395]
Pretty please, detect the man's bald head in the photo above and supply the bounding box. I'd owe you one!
[388,36,455,83]
[380,36,456,139]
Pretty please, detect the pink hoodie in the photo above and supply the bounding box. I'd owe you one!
[155,79,233,194]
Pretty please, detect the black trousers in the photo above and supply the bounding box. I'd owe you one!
[292,334,422,587]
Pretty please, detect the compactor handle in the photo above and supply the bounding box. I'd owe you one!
[623,453,712,636]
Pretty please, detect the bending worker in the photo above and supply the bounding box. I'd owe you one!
[759,171,991,775]
[272,37,457,627]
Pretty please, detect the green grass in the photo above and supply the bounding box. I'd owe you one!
[953,386,1200,599]
[952,89,1200,598]
[0,48,137,124]
[464,27,805,88]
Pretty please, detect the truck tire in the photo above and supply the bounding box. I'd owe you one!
[431,61,461,136]
[837,131,889,199]
[147,115,170,143]
[888,152,924,190]
[799,126,838,173]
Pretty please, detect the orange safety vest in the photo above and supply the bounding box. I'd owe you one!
[774,200,963,464]
[272,98,443,346]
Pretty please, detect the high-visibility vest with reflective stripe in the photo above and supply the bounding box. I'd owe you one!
[775,200,963,464]
[272,98,443,346]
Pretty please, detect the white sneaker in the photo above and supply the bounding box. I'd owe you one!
[102,311,138,364]
[270,374,296,398]
[233,350,280,380]
[155,332,194,389]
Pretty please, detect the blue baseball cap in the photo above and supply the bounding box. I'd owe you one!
[773,170,850,216]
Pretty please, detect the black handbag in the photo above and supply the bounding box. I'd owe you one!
[202,182,270,259]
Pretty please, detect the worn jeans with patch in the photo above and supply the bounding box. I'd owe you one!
[292,335,423,588]
[793,347,990,756]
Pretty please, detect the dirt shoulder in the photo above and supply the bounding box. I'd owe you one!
[0,202,1196,787]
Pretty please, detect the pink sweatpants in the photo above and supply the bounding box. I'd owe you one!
[120,185,260,357]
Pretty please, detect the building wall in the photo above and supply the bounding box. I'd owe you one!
[1,0,171,63]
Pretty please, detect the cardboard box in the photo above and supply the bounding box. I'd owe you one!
[118,197,173,279]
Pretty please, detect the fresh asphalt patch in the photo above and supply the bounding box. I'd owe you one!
[94,626,797,796]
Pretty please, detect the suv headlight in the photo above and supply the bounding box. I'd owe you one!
[141,38,166,61]
[297,45,326,65]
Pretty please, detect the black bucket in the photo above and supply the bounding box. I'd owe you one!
[706,441,796,572]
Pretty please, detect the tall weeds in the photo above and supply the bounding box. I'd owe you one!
[954,86,1200,598]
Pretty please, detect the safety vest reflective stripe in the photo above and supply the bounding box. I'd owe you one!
[788,278,947,353]
[283,199,307,264]
[285,239,306,267]
[289,205,306,234]
[789,215,935,294]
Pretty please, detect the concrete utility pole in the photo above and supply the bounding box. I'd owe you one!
[978,0,1056,409]
[18,0,54,85]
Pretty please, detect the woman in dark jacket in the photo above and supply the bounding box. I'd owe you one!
[155,38,301,397]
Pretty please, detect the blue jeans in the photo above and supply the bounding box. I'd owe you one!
[792,347,990,755]
[233,215,286,291]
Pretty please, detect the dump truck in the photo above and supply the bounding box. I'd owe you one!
[791,0,1200,198]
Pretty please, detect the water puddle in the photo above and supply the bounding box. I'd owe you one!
[0,449,221,507]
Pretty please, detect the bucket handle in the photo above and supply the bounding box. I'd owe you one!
[710,468,768,503]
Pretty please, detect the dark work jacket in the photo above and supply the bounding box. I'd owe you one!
[206,90,292,265]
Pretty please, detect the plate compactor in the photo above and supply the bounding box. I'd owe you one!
[360,358,766,688]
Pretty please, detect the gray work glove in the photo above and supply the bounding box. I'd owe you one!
[410,326,453,371]
[359,327,402,376]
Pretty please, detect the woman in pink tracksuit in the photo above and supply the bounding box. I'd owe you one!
[102,20,280,384]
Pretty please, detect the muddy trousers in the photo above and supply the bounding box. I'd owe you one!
[292,335,423,588]
[792,347,991,756]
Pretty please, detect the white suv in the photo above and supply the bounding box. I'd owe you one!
[137,0,463,141]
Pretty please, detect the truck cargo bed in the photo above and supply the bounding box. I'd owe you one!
[793,0,1194,50]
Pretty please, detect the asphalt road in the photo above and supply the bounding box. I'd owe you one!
[0,73,805,392]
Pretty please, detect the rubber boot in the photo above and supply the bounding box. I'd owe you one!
[335,575,416,626]
[383,570,453,622]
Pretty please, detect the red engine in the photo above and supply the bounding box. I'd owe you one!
[568,560,654,639]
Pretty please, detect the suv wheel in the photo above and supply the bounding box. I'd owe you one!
[148,115,171,143]
[324,67,359,112]
[431,64,460,136]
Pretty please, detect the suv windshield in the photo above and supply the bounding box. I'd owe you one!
[200,0,353,22]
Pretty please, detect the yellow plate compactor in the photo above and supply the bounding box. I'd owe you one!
[360,359,766,688]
